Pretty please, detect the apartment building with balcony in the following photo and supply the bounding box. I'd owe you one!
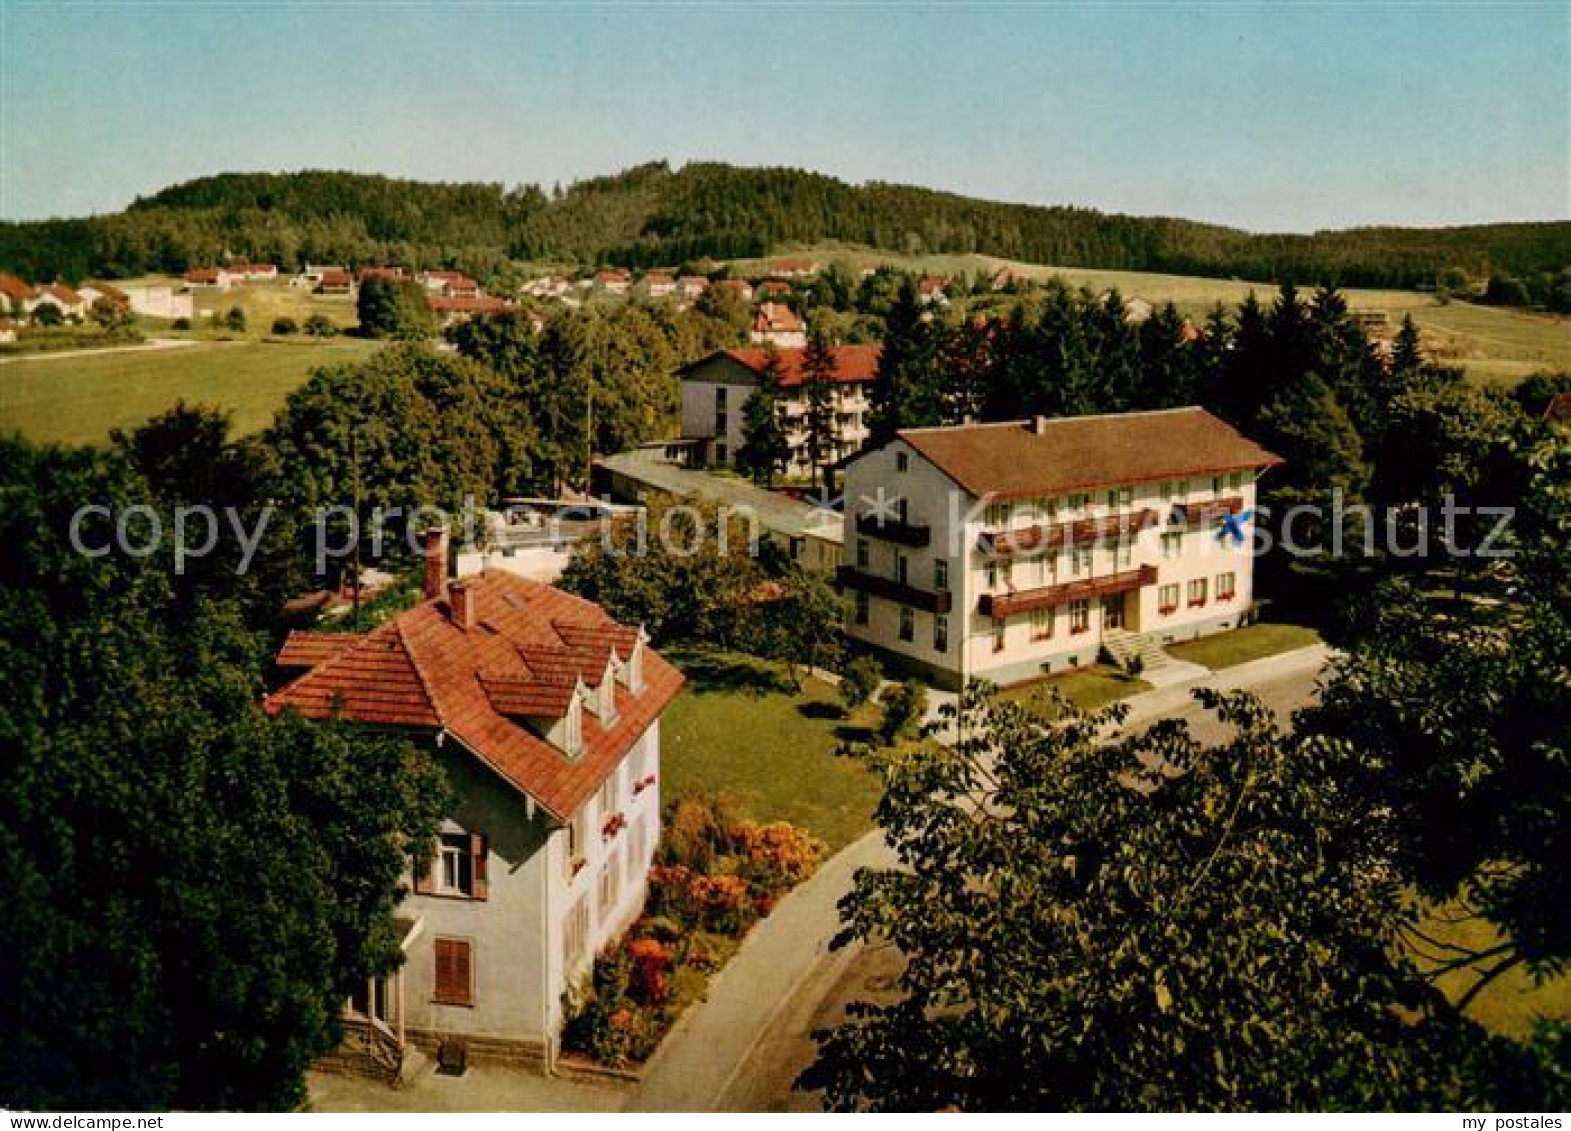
[677,344,880,478]
[839,408,1281,690]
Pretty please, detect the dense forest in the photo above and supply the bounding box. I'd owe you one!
[2,161,1566,289]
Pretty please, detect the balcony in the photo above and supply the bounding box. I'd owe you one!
[981,509,1158,558]
[856,512,932,548]
[977,564,1158,618]
[836,566,953,614]
[1167,497,1243,529]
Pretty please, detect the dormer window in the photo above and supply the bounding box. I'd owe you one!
[619,636,646,694]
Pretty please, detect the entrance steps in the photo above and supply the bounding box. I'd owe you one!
[1102,628,1209,687]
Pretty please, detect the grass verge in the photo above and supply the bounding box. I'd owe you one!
[1165,623,1321,670]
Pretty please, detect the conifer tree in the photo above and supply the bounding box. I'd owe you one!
[800,326,839,487]
[736,347,790,486]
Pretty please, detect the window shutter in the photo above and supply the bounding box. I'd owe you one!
[412,843,434,895]
[434,938,473,1005]
[470,832,489,900]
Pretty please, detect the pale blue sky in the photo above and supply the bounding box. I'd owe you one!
[3,2,1567,230]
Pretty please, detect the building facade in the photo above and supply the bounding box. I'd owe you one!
[677,344,879,477]
[265,536,682,1078]
[839,408,1281,690]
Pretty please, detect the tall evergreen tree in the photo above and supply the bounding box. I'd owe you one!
[800,326,840,487]
[736,347,790,486]
[867,278,941,444]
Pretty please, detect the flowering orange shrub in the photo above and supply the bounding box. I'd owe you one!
[626,937,674,1005]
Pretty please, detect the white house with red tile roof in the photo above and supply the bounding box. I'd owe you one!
[265,533,682,1077]
[676,275,709,299]
[0,272,36,315]
[591,268,631,294]
[31,284,87,320]
[749,301,807,349]
[642,272,676,298]
[678,343,881,476]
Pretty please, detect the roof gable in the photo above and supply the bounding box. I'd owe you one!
[265,573,682,820]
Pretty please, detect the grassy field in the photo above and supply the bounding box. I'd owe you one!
[1166,623,1322,670]
[659,649,884,851]
[0,338,380,446]
[999,663,1152,720]
[1409,898,1568,1041]
[185,280,361,332]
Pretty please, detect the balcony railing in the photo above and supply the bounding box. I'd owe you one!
[836,565,953,614]
[1167,497,1243,529]
[981,509,1159,558]
[978,564,1157,618]
[856,513,932,548]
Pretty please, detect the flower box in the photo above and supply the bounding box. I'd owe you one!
[1158,604,1177,615]
[1188,599,1207,608]
[602,811,627,840]
[632,772,658,796]
[569,856,587,878]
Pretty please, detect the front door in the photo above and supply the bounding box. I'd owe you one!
[1102,593,1125,630]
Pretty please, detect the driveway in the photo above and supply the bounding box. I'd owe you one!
[670,644,1333,1112]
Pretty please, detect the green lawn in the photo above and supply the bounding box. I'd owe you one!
[659,649,884,851]
[1166,623,1321,670]
[999,663,1152,721]
[0,338,380,446]
[1409,899,1569,1041]
[186,280,361,333]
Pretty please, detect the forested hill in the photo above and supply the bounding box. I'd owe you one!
[3,160,1567,289]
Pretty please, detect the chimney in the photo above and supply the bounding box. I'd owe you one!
[1032,415,1049,435]
[420,528,448,600]
[449,579,475,630]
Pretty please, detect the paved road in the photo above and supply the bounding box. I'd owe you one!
[666,645,1333,1113]
[0,337,204,364]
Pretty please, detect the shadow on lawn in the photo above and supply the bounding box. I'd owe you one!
[671,650,797,696]
[797,701,843,720]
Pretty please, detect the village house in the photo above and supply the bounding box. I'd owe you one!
[77,280,130,311]
[917,275,950,306]
[185,267,227,290]
[429,293,514,328]
[359,266,407,284]
[677,343,880,475]
[119,283,193,320]
[749,301,808,349]
[264,533,683,1079]
[31,283,87,320]
[591,268,631,294]
[770,258,820,277]
[317,269,355,296]
[755,279,792,300]
[420,270,482,299]
[642,272,676,298]
[0,272,37,315]
[0,319,17,343]
[226,261,280,282]
[676,275,709,299]
[839,408,1281,690]
[716,278,754,302]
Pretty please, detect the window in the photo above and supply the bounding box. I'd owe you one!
[1229,471,1245,490]
[1217,571,1237,600]
[565,808,589,879]
[933,559,949,591]
[565,697,582,755]
[789,535,804,561]
[985,501,1009,527]
[992,618,1006,653]
[1188,577,1208,607]
[1212,475,1224,496]
[985,561,997,589]
[1114,539,1133,568]
[853,590,869,626]
[1104,486,1132,510]
[1159,583,1180,614]
[856,538,869,570]
[934,614,949,653]
[714,443,727,464]
[1030,607,1054,641]
[898,607,914,642]
[897,497,910,525]
[433,937,473,1006]
[598,852,622,919]
[598,772,621,821]
[1160,480,1174,502]
[896,451,909,473]
[562,897,589,971]
[1071,547,1092,576]
[1068,492,1090,512]
[1068,599,1090,634]
[1161,531,1183,559]
[715,387,728,410]
[426,831,488,900]
[714,411,727,435]
[895,553,908,586]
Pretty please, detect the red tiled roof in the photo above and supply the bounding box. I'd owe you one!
[684,343,882,388]
[186,268,219,284]
[0,273,35,303]
[82,280,129,303]
[753,301,804,333]
[895,408,1282,501]
[319,269,352,286]
[276,631,362,669]
[430,295,510,314]
[358,266,405,282]
[265,573,683,820]
[43,284,82,304]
